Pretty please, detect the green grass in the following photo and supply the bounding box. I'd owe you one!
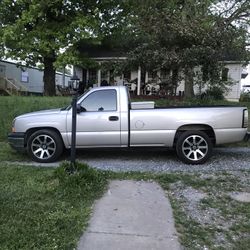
[1,95,249,249]
[0,142,29,162]
[0,162,109,250]
[0,96,70,141]
[1,162,249,249]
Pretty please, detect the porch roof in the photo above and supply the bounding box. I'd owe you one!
[77,43,127,59]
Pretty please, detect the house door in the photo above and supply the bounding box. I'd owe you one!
[0,65,6,77]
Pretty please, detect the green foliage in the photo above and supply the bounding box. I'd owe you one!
[201,87,225,100]
[0,96,70,141]
[122,0,250,97]
[240,91,250,102]
[0,1,98,64]
[195,63,235,97]
[54,162,109,200]
[0,142,28,162]
[0,0,99,95]
[0,162,108,250]
[0,0,125,95]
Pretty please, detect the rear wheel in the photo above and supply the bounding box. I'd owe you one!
[27,129,63,163]
[176,130,212,164]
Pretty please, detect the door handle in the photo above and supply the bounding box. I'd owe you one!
[109,116,119,121]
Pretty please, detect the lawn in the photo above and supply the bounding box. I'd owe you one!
[0,162,109,250]
[0,95,249,249]
[0,162,249,250]
[0,96,71,141]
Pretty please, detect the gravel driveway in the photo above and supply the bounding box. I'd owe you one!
[80,147,250,172]
[20,147,250,173]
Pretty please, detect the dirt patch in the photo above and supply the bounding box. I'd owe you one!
[167,171,250,249]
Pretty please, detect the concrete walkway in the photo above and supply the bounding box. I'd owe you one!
[77,180,181,250]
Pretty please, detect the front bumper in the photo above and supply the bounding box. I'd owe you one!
[244,132,250,142]
[8,132,26,152]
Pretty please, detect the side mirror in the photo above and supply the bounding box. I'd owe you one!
[76,104,86,113]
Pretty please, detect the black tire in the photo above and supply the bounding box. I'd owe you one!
[176,130,212,164]
[27,129,63,163]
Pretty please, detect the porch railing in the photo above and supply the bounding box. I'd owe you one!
[0,76,28,95]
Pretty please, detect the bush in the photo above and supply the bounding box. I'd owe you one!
[200,86,225,101]
[240,92,250,102]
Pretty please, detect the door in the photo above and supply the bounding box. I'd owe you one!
[67,89,121,147]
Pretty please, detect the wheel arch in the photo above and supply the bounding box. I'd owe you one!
[25,127,65,148]
[174,124,216,146]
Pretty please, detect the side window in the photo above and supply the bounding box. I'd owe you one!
[222,67,229,81]
[81,90,117,112]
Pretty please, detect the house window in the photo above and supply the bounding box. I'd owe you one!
[202,67,209,82]
[101,70,108,80]
[21,71,29,83]
[160,69,170,80]
[88,69,97,83]
[222,67,229,81]
[148,71,157,79]
[123,71,131,80]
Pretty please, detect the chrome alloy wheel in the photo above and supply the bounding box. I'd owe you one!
[182,135,208,162]
[31,135,56,160]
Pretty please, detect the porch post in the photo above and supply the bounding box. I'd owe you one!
[86,69,89,83]
[145,71,149,83]
[108,70,110,85]
[97,69,101,87]
[137,66,141,95]
[157,70,161,84]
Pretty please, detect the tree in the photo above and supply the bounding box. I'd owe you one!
[0,0,110,95]
[124,0,250,98]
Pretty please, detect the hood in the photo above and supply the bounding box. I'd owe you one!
[16,108,62,119]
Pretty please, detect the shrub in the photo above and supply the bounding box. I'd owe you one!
[200,86,225,101]
[240,91,250,102]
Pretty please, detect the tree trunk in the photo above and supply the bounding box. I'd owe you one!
[184,66,194,98]
[43,56,56,96]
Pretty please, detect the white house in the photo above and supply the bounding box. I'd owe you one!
[74,46,247,101]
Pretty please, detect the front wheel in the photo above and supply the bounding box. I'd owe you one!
[176,131,212,164]
[27,129,63,163]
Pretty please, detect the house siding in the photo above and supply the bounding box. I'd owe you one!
[0,60,71,94]
[75,61,244,101]
[225,64,242,101]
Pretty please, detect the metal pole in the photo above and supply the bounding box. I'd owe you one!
[70,92,77,170]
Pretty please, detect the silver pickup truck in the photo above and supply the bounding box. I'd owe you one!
[8,86,249,164]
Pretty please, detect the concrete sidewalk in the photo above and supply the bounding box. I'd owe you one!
[77,180,181,250]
